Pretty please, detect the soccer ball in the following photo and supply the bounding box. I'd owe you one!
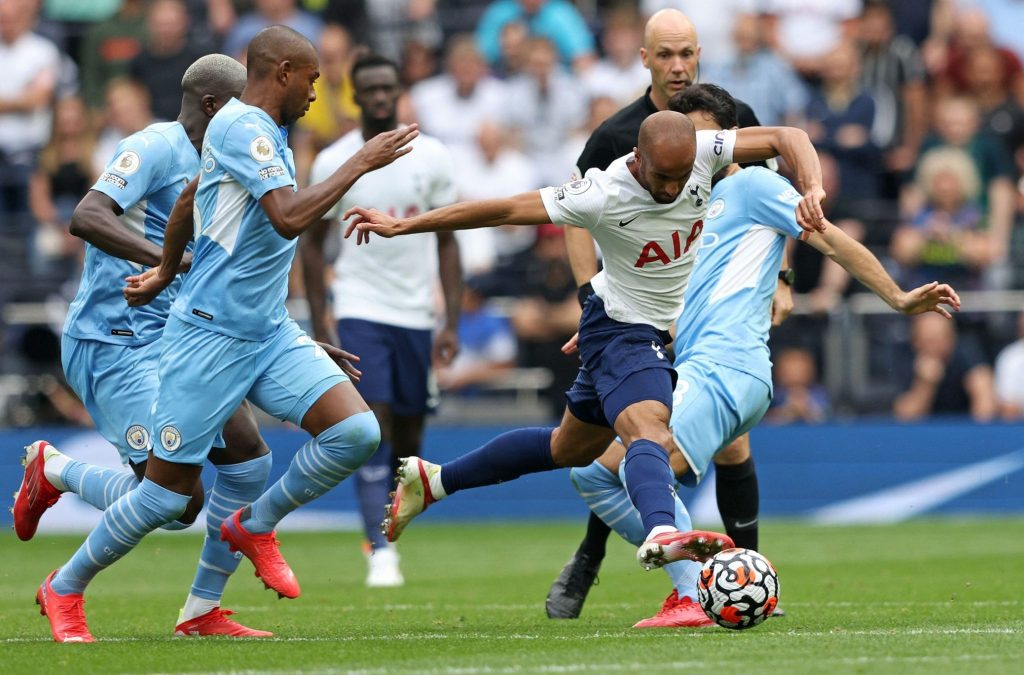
[697,548,780,630]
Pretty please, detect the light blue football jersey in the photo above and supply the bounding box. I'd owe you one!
[673,167,806,386]
[64,122,199,346]
[172,98,297,340]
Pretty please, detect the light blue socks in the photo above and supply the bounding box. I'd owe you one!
[51,479,190,595]
[189,454,273,601]
[242,412,380,534]
[571,461,701,599]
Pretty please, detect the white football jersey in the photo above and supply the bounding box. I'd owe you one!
[311,129,457,329]
[539,129,736,330]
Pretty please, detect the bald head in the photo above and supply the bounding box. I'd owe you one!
[641,9,700,110]
[243,25,320,125]
[644,9,698,50]
[246,25,317,80]
[634,111,696,203]
[638,110,695,159]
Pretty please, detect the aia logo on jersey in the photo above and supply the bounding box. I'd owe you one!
[634,220,703,268]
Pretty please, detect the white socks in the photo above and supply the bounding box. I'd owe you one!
[180,594,219,622]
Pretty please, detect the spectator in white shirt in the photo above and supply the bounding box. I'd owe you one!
[409,34,509,154]
[582,6,648,106]
[505,36,588,185]
[450,119,539,274]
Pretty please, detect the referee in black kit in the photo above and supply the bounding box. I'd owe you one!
[547,8,783,620]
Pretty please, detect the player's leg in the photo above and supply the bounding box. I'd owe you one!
[566,443,712,627]
[382,361,617,541]
[15,337,199,541]
[384,392,617,541]
[713,434,759,550]
[37,319,252,642]
[177,401,274,637]
[221,323,380,597]
[337,318,404,585]
[610,379,732,570]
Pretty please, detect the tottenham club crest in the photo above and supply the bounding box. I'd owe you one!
[160,425,182,453]
[113,150,141,175]
[126,424,150,451]
[250,136,275,162]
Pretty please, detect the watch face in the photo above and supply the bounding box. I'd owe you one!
[780,269,796,286]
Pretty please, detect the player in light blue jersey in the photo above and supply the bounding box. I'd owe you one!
[567,84,961,628]
[30,27,417,640]
[19,55,296,642]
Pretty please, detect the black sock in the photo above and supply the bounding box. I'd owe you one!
[715,456,759,550]
[577,511,611,561]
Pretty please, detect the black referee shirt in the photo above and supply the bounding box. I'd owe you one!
[575,86,764,174]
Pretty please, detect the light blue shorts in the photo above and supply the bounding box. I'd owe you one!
[670,358,771,487]
[62,334,228,465]
[150,316,348,465]
[62,334,162,465]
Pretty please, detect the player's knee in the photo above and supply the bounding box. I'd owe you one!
[570,462,618,495]
[715,435,751,466]
[319,410,381,466]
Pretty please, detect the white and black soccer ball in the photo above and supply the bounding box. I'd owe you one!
[697,548,780,630]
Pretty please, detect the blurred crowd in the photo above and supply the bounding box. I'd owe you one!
[3,0,1024,426]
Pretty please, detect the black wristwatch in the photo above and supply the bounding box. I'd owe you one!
[778,269,796,287]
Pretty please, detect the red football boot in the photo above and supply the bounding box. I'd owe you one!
[633,590,715,628]
[174,607,273,637]
[36,570,94,643]
[220,509,300,599]
[637,529,735,570]
[12,441,64,541]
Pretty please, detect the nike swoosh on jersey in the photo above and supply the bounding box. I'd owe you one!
[617,215,639,227]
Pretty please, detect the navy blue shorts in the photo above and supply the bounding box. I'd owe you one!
[338,318,435,416]
[565,296,677,428]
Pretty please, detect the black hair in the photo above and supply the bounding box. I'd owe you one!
[350,53,400,85]
[668,83,739,129]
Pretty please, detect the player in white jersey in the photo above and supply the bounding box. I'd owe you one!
[302,53,462,587]
[566,83,961,627]
[345,110,827,575]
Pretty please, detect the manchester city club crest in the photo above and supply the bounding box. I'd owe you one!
[250,136,275,162]
[160,425,182,452]
[126,424,150,451]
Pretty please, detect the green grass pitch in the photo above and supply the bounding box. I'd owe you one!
[2,519,1022,674]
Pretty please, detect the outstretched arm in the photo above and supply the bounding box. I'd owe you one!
[805,223,961,317]
[343,191,549,243]
[733,126,826,232]
[123,176,198,306]
[261,126,419,240]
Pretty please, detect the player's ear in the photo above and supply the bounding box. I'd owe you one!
[640,47,649,69]
[278,59,292,85]
[201,94,218,118]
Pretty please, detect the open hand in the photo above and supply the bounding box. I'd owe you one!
[317,342,363,382]
[355,124,419,172]
[897,281,961,319]
[342,206,404,245]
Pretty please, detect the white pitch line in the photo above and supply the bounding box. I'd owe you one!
[3,625,1021,645]
[147,653,1011,675]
